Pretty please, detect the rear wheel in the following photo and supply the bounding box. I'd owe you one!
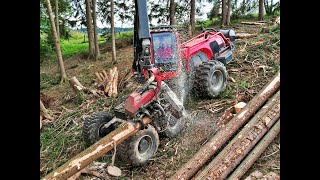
[82,112,116,146]
[117,125,159,166]
[189,52,209,94]
[194,60,228,98]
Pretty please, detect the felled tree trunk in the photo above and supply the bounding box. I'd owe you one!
[170,72,280,180]
[228,120,280,180]
[193,91,280,179]
[236,33,257,39]
[69,76,85,93]
[43,117,152,180]
[241,21,266,25]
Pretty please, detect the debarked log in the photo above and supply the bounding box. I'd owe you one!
[170,72,280,180]
[227,120,280,180]
[43,116,151,180]
[193,91,280,180]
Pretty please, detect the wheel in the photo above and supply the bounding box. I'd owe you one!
[82,112,116,146]
[194,60,228,98]
[189,52,209,94]
[163,112,185,138]
[117,125,160,166]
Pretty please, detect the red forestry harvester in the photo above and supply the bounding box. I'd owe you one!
[83,0,235,166]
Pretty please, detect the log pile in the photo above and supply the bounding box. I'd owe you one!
[228,120,280,180]
[68,66,124,98]
[193,91,280,179]
[170,72,280,180]
[118,69,133,91]
[95,67,118,97]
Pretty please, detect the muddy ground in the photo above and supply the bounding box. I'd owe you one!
[40,20,280,179]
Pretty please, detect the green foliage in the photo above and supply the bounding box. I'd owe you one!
[195,18,220,30]
[40,33,54,62]
[69,30,86,40]
[218,85,234,99]
[116,31,133,44]
[237,79,252,91]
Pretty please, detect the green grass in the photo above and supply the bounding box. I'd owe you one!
[116,31,133,40]
[195,18,220,30]
[60,38,89,59]
[60,37,106,59]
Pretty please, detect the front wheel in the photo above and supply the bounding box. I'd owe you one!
[117,125,159,166]
[82,112,117,146]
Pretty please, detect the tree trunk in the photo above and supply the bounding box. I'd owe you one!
[221,0,227,26]
[228,120,280,180]
[226,0,232,25]
[111,0,117,63]
[258,0,264,21]
[264,0,269,15]
[169,72,280,180]
[45,0,67,82]
[213,1,219,18]
[169,0,176,25]
[69,76,86,93]
[270,0,274,15]
[43,117,152,180]
[190,0,195,35]
[55,0,59,40]
[194,91,280,179]
[85,0,95,57]
[40,99,54,120]
[92,0,100,59]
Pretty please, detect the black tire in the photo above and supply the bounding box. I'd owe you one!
[189,52,209,94]
[194,60,228,98]
[117,125,159,166]
[163,113,185,138]
[82,112,116,146]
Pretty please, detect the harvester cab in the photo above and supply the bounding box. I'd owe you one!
[150,26,180,79]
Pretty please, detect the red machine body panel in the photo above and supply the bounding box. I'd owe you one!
[124,91,156,116]
[181,31,231,72]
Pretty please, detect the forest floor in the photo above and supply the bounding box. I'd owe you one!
[40,18,280,179]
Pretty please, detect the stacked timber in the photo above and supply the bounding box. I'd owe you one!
[193,91,280,179]
[170,72,280,180]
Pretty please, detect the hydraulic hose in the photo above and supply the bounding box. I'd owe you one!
[137,72,155,93]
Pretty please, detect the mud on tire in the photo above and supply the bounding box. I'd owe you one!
[82,112,116,146]
[194,60,228,98]
[163,113,185,138]
[117,125,159,166]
